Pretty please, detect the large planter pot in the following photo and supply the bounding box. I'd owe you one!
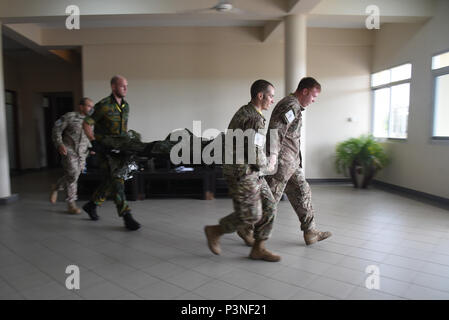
[349,161,376,188]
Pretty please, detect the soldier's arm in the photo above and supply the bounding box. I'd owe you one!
[83,122,95,141]
[52,115,68,148]
[83,104,102,141]
[244,117,272,174]
[267,104,295,158]
[256,131,278,176]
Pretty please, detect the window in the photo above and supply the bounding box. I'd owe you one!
[432,51,449,139]
[371,63,412,139]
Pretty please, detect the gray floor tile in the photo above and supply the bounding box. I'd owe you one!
[288,287,337,300]
[322,265,366,286]
[142,262,189,279]
[412,272,449,293]
[280,254,333,275]
[193,280,246,300]
[218,269,276,290]
[420,262,449,278]
[306,277,355,299]
[0,283,23,300]
[78,281,133,300]
[2,171,449,300]
[347,287,406,300]
[231,290,270,300]
[376,263,419,283]
[192,261,236,278]
[374,277,410,298]
[174,292,206,300]
[165,269,212,291]
[337,256,380,273]
[135,280,188,299]
[382,254,426,271]
[21,281,71,300]
[249,278,303,300]
[403,284,449,300]
[6,271,54,291]
[113,292,143,300]
[269,265,318,287]
[109,270,160,291]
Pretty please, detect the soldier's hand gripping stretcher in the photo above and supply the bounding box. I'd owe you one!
[89,140,111,154]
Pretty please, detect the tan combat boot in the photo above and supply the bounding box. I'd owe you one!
[49,184,58,204]
[67,202,81,214]
[304,229,332,245]
[249,240,281,262]
[204,225,224,255]
[237,227,255,247]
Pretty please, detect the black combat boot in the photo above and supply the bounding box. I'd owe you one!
[123,211,141,231]
[82,201,99,221]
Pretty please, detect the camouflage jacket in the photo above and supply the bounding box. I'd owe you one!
[84,94,129,141]
[52,111,91,156]
[223,102,269,177]
[266,94,304,168]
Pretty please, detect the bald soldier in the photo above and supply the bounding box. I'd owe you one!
[204,79,280,262]
[264,77,332,245]
[82,75,141,231]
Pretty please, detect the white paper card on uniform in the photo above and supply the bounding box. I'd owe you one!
[254,133,265,147]
[285,110,295,123]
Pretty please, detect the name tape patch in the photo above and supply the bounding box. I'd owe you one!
[285,110,295,123]
[254,133,266,147]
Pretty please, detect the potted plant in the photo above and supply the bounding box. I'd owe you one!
[335,134,389,188]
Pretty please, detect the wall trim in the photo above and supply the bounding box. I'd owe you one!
[373,180,449,210]
[307,178,352,184]
[0,194,19,205]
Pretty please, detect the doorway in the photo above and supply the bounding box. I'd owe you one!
[5,90,20,171]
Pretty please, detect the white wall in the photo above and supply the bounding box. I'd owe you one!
[306,29,373,178]
[82,42,284,142]
[82,27,373,179]
[372,0,449,199]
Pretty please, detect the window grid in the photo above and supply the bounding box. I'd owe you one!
[371,63,412,140]
[432,62,449,139]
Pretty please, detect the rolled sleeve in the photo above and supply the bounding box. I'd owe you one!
[84,115,96,126]
[84,104,103,126]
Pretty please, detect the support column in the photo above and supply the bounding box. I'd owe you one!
[284,14,307,170]
[0,22,17,204]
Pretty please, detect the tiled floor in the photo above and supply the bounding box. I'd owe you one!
[1,169,449,300]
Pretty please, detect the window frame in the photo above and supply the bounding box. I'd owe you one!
[370,62,412,141]
[431,49,449,141]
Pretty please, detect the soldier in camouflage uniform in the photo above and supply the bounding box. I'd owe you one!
[205,80,280,262]
[82,75,141,231]
[265,77,332,245]
[50,98,94,214]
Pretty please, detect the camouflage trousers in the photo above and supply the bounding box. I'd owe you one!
[91,153,130,217]
[266,161,316,232]
[219,171,276,241]
[55,151,86,202]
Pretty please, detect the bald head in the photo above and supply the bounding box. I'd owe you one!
[110,75,128,99]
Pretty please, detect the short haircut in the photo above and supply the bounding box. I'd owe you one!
[250,79,274,99]
[110,75,124,86]
[297,77,321,92]
[79,97,92,106]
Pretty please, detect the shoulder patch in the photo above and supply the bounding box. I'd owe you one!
[284,109,295,123]
[254,132,266,147]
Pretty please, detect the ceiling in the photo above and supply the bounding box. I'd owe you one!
[0,0,436,30]
[0,0,436,61]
